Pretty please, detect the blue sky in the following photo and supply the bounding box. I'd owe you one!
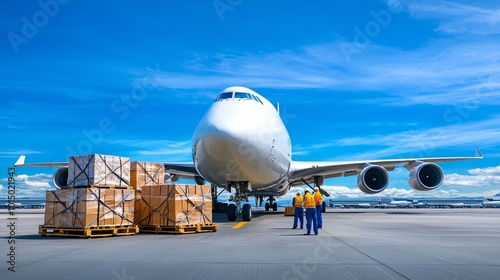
[1,0,500,199]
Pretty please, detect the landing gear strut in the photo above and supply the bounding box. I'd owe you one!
[226,181,252,221]
[265,196,278,211]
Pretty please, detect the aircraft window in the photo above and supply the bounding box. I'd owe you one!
[252,95,263,104]
[216,92,234,101]
[234,92,253,100]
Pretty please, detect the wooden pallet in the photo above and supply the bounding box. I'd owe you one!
[138,223,218,234]
[39,225,139,238]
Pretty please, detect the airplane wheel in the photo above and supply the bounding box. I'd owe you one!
[242,204,252,221]
[322,201,326,213]
[272,202,278,211]
[227,204,237,221]
[265,203,270,211]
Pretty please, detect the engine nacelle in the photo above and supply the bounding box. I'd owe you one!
[408,162,444,191]
[52,167,68,189]
[194,176,205,185]
[357,165,390,194]
[165,173,180,182]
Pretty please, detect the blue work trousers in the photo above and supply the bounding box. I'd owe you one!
[305,207,318,235]
[316,204,323,228]
[293,207,304,229]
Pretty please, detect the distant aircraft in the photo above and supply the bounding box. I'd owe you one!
[378,199,412,208]
[15,86,483,221]
[483,201,500,208]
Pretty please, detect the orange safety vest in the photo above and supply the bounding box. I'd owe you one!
[304,193,316,208]
[294,195,303,207]
[314,192,323,205]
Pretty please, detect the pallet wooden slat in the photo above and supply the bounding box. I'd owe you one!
[39,225,139,238]
[138,223,218,234]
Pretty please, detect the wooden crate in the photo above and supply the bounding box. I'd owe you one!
[284,207,295,216]
[130,161,164,191]
[67,154,130,187]
[44,188,134,228]
[135,184,212,228]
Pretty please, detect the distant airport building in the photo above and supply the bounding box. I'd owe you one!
[0,198,46,209]
[329,196,487,208]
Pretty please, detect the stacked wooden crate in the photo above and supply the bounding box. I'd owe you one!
[40,154,138,238]
[67,154,131,188]
[130,161,164,191]
[135,184,216,234]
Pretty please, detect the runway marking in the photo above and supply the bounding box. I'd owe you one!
[232,222,247,229]
[318,234,360,237]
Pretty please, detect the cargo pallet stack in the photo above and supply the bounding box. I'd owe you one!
[135,184,217,234]
[40,154,138,238]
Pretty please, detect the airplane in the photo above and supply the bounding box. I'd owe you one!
[15,86,483,222]
[377,199,412,208]
[483,201,500,208]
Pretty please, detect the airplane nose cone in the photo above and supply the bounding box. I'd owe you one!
[191,100,288,187]
[192,103,262,184]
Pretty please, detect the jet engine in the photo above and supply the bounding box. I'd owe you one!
[408,162,444,191]
[52,167,68,189]
[194,176,205,185]
[166,173,180,182]
[357,164,390,194]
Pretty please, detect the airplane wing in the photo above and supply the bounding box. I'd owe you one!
[15,155,199,177]
[288,148,483,187]
[163,163,199,179]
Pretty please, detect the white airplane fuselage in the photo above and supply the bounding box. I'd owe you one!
[192,86,292,195]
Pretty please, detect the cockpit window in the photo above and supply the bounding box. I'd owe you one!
[252,94,263,104]
[234,92,253,99]
[216,92,233,101]
[214,91,264,105]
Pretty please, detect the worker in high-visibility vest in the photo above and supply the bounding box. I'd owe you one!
[292,192,304,229]
[303,190,318,235]
[314,187,323,229]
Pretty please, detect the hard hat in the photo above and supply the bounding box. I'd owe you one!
[314,187,319,191]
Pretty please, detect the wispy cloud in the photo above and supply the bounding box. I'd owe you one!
[106,139,192,162]
[0,149,41,158]
[294,115,500,159]
[402,1,500,35]
[135,37,500,107]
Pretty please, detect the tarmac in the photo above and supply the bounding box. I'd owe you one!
[1,208,500,280]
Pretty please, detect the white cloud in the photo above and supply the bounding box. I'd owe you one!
[444,165,500,187]
[106,139,193,161]
[294,115,500,160]
[133,36,500,108]
[0,149,42,158]
[468,166,500,175]
[0,173,52,197]
[280,185,491,199]
[403,1,500,35]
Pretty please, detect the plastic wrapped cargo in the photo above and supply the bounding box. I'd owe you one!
[43,188,134,228]
[67,154,130,187]
[135,184,212,227]
[130,161,164,191]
